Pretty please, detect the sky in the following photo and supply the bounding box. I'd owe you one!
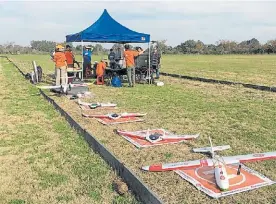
[1,0,276,48]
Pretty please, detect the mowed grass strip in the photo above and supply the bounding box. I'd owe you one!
[160,55,276,86]
[0,58,137,204]
[9,55,276,203]
[46,76,276,204]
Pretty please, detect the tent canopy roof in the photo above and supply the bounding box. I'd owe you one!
[66,9,150,43]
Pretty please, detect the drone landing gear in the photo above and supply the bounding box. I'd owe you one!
[237,164,242,175]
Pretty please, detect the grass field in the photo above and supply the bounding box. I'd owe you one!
[160,55,276,86]
[7,54,276,204]
[8,54,276,86]
[0,57,137,204]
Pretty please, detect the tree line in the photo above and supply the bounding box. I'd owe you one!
[154,38,276,55]
[0,41,109,55]
[1,38,276,55]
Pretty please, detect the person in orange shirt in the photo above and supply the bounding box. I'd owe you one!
[53,45,68,86]
[96,59,107,82]
[123,44,144,87]
[64,45,74,68]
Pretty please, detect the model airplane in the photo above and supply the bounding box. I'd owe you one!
[142,137,276,191]
[82,112,146,119]
[117,129,199,143]
[37,83,89,93]
[77,99,117,109]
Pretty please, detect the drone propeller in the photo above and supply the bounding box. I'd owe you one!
[89,103,99,109]
[108,113,121,120]
[148,133,162,141]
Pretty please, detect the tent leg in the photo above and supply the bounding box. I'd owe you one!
[81,40,83,80]
[148,42,151,84]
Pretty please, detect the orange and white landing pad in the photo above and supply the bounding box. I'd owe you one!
[175,164,275,198]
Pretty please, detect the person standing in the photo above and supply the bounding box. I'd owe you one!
[83,46,92,62]
[83,46,93,77]
[115,46,123,68]
[123,44,144,87]
[64,45,74,68]
[53,45,67,86]
[108,49,116,69]
[151,47,161,79]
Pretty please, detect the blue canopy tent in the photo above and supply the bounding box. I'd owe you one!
[66,9,151,81]
[66,9,150,43]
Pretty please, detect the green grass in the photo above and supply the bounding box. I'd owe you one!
[160,55,276,86]
[8,200,26,204]
[0,58,137,204]
[6,54,276,203]
[51,78,276,204]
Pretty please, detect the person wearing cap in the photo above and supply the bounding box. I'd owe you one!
[151,47,161,79]
[96,59,107,81]
[64,45,75,68]
[53,44,68,86]
[83,46,92,62]
[83,46,93,77]
[123,44,144,87]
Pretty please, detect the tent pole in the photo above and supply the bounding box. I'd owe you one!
[148,42,151,84]
[81,40,83,80]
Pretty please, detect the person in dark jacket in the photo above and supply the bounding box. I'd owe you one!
[108,49,116,69]
[151,47,161,79]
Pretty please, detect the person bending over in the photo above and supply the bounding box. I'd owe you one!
[96,59,107,79]
[123,44,144,87]
[53,45,68,86]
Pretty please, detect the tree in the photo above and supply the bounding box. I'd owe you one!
[151,40,169,54]
[195,40,205,54]
[175,40,198,54]
[263,40,276,54]
[237,38,261,54]
[75,45,82,51]
[93,44,104,55]
[248,38,261,54]
[216,40,238,54]
[30,40,56,52]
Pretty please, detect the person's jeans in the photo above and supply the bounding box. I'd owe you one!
[83,61,91,75]
[55,67,67,86]
[152,65,160,78]
[127,66,135,86]
[110,61,116,69]
[156,68,160,78]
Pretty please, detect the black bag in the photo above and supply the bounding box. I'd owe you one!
[36,66,43,83]
[29,65,43,84]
